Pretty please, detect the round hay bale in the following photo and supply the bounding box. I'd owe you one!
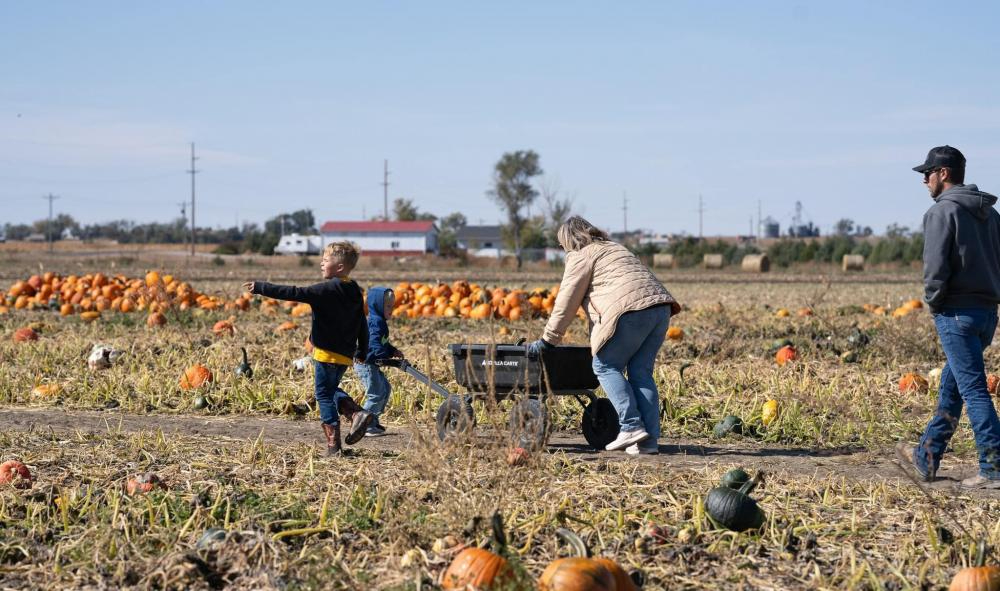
[842,254,865,272]
[653,254,675,269]
[703,254,724,269]
[741,254,770,273]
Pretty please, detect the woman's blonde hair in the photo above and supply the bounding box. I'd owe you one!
[557,216,609,252]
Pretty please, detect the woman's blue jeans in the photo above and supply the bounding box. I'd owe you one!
[917,307,1000,478]
[592,305,670,447]
[313,360,347,426]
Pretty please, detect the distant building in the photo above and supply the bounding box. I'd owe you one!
[274,233,322,255]
[320,220,438,256]
[25,233,46,242]
[455,225,508,258]
[638,232,671,249]
[760,217,780,238]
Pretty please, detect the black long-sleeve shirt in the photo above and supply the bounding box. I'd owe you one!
[253,278,368,361]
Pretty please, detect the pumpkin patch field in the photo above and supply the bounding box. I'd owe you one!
[3,262,1000,590]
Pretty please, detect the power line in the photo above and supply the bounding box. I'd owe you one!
[42,193,59,253]
[382,159,390,221]
[187,143,199,256]
[622,191,628,234]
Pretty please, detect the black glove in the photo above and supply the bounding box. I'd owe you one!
[526,338,554,360]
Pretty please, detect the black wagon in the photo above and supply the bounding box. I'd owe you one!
[376,342,621,451]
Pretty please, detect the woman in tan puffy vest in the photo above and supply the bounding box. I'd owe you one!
[527,216,681,454]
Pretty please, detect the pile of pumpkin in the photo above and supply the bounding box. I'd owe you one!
[772,298,924,319]
[0,271,251,322]
[388,281,583,322]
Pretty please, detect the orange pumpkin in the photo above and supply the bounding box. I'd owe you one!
[179,364,213,390]
[666,326,684,341]
[441,513,513,590]
[506,447,529,466]
[126,472,164,495]
[13,327,39,343]
[276,320,297,332]
[899,372,929,394]
[950,541,1000,591]
[539,534,615,591]
[774,345,797,366]
[796,307,813,317]
[212,319,235,336]
[80,311,101,322]
[988,374,1000,396]
[146,312,167,327]
[0,460,32,489]
[145,271,161,287]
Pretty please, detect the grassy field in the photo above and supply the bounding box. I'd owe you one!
[2,253,998,590]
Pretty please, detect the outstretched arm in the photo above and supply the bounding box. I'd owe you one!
[248,280,326,304]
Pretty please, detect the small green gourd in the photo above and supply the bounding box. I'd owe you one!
[713,415,744,438]
[720,468,751,489]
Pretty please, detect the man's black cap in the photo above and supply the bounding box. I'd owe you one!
[913,145,966,173]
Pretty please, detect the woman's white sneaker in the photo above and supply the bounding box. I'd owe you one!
[605,429,649,451]
[625,443,659,455]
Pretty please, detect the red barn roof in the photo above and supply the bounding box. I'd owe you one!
[320,220,437,233]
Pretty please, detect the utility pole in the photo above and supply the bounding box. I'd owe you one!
[698,194,704,240]
[382,159,390,221]
[757,199,762,240]
[622,191,628,235]
[176,201,188,250]
[187,143,199,256]
[43,193,59,253]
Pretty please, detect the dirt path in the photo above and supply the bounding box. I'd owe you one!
[3,405,994,498]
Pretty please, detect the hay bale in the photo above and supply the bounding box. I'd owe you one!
[741,254,770,273]
[842,254,865,272]
[703,254,724,269]
[653,254,675,269]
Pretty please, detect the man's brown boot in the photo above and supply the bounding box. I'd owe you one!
[323,423,344,456]
[345,411,374,445]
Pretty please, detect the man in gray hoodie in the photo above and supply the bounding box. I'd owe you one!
[897,146,1000,489]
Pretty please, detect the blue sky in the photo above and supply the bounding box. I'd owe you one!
[3,1,999,236]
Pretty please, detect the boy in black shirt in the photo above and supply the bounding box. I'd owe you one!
[244,241,372,456]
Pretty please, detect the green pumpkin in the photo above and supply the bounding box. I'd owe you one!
[720,468,750,489]
[192,395,210,410]
[234,347,253,379]
[713,415,744,438]
[705,472,765,532]
[840,350,859,363]
[767,338,793,354]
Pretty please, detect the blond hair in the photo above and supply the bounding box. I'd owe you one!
[323,241,361,270]
[557,216,609,252]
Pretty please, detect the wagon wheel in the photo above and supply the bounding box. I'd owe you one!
[509,398,549,451]
[581,397,620,451]
[436,395,476,442]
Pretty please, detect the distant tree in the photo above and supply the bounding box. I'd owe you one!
[487,150,543,267]
[437,212,467,256]
[4,223,33,240]
[886,223,911,239]
[32,213,79,241]
[393,198,436,222]
[540,176,575,247]
[833,218,855,236]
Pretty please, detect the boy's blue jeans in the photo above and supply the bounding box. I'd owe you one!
[592,305,670,447]
[917,307,1000,479]
[313,360,347,426]
[355,362,392,418]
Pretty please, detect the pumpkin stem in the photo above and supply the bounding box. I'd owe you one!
[241,347,249,365]
[554,528,591,558]
[975,540,989,568]
[738,472,765,496]
[679,362,693,384]
[490,512,507,555]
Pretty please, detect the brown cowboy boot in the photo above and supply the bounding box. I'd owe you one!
[322,423,344,456]
[345,410,374,445]
[337,394,364,421]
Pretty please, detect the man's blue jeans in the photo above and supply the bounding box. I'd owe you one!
[592,305,670,447]
[917,307,1000,478]
[355,362,392,417]
[313,360,347,426]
